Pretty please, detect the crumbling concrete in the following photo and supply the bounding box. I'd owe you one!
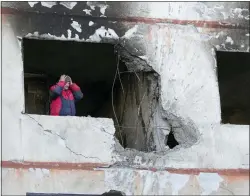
[1,1,249,195]
[2,167,249,195]
[3,6,249,168]
[20,114,115,163]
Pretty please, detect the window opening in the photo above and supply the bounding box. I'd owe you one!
[216,51,250,125]
[22,38,127,117]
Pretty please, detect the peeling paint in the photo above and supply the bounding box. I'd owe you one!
[25,32,85,42]
[60,2,77,9]
[83,9,92,15]
[28,2,38,7]
[1,5,249,193]
[221,12,229,19]
[26,31,39,37]
[2,167,250,195]
[67,29,72,39]
[100,5,108,15]
[231,8,249,19]
[41,2,56,8]
[41,169,50,176]
[198,173,223,195]
[74,34,79,39]
[71,21,82,33]
[88,26,119,42]
[214,5,224,10]
[107,28,119,39]
[140,171,157,194]
[35,168,44,179]
[86,1,109,16]
[168,173,189,195]
[134,156,142,164]
[225,36,234,45]
[89,21,94,26]
[61,34,67,39]
[215,31,225,39]
[86,1,95,10]
[28,168,35,172]
[122,25,138,39]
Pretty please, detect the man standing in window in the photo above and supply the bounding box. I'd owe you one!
[49,75,83,116]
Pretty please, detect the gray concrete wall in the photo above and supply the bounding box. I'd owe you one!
[2,11,249,169]
[1,1,249,195]
[2,2,249,24]
[2,167,249,195]
[2,1,249,52]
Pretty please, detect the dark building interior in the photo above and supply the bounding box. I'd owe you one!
[22,38,127,117]
[216,51,250,125]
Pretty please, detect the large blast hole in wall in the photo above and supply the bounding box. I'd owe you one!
[22,38,174,152]
[216,51,250,125]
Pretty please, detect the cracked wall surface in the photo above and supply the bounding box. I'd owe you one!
[2,1,249,169]
[1,1,250,195]
[2,168,249,195]
[20,114,115,163]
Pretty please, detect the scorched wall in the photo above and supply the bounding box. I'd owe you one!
[1,1,249,195]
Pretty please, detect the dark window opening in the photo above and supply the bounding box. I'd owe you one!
[216,51,250,125]
[24,73,49,115]
[22,38,127,117]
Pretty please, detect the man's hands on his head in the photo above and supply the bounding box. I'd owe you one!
[59,75,66,82]
[68,76,73,85]
[60,75,73,85]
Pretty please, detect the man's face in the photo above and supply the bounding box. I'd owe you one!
[64,82,70,90]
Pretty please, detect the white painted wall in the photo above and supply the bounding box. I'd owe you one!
[142,24,249,169]
[2,15,249,170]
[124,2,249,21]
[2,168,249,195]
[1,2,250,195]
[2,21,116,164]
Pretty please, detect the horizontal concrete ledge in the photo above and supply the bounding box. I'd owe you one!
[2,161,249,176]
[2,161,110,171]
[1,7,249,30]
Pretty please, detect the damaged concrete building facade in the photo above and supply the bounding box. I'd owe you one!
[1,1,250,195]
